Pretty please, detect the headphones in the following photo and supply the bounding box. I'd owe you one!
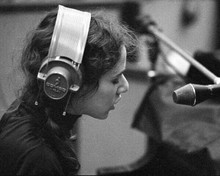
[37,5,91,101]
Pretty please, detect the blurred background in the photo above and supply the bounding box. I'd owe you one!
[0,0,219,175]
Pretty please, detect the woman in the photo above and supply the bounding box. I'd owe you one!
[0,5,137,175]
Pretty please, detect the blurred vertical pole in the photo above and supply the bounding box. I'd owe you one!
[215,0,220,49]
[121,1,140,62]
[121,1,140,32]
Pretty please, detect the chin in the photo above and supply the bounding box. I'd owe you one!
[91,112,109,120]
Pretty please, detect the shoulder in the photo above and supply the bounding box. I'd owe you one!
[17,144,64,175]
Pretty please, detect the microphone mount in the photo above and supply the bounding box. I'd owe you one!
[137,15,220,85]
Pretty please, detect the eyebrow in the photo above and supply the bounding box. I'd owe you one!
[113,69,126,77]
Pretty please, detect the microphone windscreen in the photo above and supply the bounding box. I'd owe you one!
[173,84,196,106]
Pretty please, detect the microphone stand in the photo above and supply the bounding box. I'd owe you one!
[137,15,220,85]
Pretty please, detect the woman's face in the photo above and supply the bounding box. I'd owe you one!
[68,45,129,119]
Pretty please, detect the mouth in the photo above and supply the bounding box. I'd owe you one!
[114,94,122,105]
[110,95,122,111]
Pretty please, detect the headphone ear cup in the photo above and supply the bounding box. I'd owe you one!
[36,5,91,104]
[37,57,82,100]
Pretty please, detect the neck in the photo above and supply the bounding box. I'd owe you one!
[46,108,81,138]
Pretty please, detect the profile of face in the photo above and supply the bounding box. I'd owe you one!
[67,45,129,119]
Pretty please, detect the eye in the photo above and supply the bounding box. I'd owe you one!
[111,72,124,85]
[112,77,119,85]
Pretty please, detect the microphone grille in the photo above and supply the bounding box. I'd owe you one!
[173,84,196,106]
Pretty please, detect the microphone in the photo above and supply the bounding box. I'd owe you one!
[173,83,220,106]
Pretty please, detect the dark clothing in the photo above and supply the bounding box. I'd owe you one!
[0,99,80,175]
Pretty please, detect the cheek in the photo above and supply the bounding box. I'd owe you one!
[93,86,115,105]
[90,83,117,111]
[82,91,114,119]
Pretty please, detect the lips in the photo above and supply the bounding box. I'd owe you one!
[114,94,122,105]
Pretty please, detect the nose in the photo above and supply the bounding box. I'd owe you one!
[118,75,129,94]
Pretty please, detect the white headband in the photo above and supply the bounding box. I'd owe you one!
[48,5,91,64]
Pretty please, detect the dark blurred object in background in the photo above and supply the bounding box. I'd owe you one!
[187,50,220,85]
[121,1,140,33]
